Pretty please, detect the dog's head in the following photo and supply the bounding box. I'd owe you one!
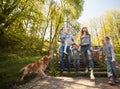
[42,55,52,64]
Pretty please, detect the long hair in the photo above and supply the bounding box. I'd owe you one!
[80,27,90,38]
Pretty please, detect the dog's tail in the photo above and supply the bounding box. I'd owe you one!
[19,67,25,73]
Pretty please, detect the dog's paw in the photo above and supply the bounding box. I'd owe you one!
[41,75,47,79]
[44,75,48,78]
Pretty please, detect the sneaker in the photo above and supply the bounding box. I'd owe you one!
[90,70,95,80]
[108,77,115,85]
[64,51,68,54]
[114,77,119,83]
[85,68,88,73]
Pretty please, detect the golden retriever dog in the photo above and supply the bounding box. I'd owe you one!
[20,55,52,80]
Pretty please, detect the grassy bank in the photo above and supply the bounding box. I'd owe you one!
[116,54,120,63]
[0,56,41,89]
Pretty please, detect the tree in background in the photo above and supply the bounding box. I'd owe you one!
[84,9,120,53]
[0,0,84,57]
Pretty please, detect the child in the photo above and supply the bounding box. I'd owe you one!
[93,36,119,85]
[58,27,74,54]
[64,28,74,54]
[71,43,80,72]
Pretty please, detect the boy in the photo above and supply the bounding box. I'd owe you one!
[71,43,81,72]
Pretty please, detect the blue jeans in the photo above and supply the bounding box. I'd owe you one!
[60,45,71,70]
[105,57,118,78]
[81,45,94,69]
[74,59,80,71]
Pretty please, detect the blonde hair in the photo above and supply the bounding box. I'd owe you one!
[105,36,113,46]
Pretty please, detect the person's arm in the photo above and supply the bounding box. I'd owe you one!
[71,35,74,43]
[89,35,92,47]
[92,47,103,52]
[109,45,115,62]
[70,45,73,50]
[78,46,81,52]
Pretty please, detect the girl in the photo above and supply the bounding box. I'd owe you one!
[64,28,74,54]
[93,36,119,85]
[58,27,74,55]
[80,27,95,80]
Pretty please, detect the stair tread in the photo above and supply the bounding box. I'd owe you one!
[58,68,106,69]
[62,71,107,74]
[58,68,107,71]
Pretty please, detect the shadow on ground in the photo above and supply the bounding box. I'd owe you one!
[17,76,120,89]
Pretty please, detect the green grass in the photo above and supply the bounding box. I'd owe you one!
[116,54,120,63]
[0,56,41,89]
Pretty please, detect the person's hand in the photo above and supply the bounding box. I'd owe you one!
[62,40,64,44]
[111,59,116,62]
[90,47,93,51]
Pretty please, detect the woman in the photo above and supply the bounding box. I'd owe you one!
[80,27,95,80]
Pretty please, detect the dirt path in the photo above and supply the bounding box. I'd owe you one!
[17,76,120,89]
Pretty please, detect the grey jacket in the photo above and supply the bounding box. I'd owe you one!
[72,48,80,59]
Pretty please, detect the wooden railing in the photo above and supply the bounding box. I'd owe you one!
[92,46,105,63]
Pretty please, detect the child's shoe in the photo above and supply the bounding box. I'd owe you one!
[108,77,115,85]
[114,77,119,83]
[64,51,68,54]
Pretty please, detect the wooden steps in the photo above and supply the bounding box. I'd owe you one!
[57,59,107,77]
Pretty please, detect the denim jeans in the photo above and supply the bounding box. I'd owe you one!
[73,59,80,71]
[81,45,94,69]
[59,45,71,70]
[105,57,118,78]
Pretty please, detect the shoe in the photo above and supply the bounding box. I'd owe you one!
[57,51,60,54]
[114,77,119,83]
[85,68,88,73]
[90,70,95,80]
[108,77,115,85]
[64,51,68,54]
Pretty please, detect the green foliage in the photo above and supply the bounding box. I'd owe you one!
[0,56,40,89]
[49,68,59,76]
[85,9,120,53]
[116,54,120,63]
[0,0,84,57]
